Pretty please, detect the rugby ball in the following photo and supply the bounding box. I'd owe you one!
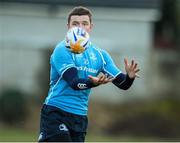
[65,27,90,54]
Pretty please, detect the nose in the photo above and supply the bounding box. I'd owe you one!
[78,23,85,29]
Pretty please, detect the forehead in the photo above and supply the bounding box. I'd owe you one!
[70,15,90,23]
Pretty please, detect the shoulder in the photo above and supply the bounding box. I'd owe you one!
[89,43,109,55]
[50,40,73,64]
[91,43,111,59]
[52,40,72,59]
[53,41,68,54]
[88,43,112,64]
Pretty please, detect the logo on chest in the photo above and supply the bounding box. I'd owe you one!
[84,59,89,65]
[74,53,98,74]
[77,66,98,74]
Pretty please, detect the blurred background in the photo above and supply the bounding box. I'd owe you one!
[0,0,180,141]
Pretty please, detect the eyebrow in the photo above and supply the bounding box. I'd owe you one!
[82,21,89,23]
[72,21,79,24]
[71,20,89,23]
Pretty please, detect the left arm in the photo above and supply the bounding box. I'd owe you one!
[86,49,140,90]
[112,58,140,90]
[112,73,134,90]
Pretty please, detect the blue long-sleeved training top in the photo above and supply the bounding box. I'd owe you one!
[45,40,131,116]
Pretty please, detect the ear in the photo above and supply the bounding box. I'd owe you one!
[67,23,70,29]
[90,23,94,30]
[89,23,94,32]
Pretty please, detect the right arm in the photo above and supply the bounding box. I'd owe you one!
[63,67,97,90]
[63,67,113,90]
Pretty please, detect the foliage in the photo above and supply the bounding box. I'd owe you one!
[88,96,180,140]
[0,89,28,125]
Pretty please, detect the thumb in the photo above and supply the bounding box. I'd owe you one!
[88,75,98,82]
[124,58,128,66]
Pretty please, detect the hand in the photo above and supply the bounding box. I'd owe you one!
[124,58,140,78]
[88,74,114,86]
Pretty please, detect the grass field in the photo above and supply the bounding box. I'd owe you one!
[0,127,172,142]
[0,127,124,142]
[0,127,37,142]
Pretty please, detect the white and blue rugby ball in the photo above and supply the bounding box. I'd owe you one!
[65,27,90,54]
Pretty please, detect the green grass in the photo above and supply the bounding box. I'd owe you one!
[0,127,132,142]
[86,134,131,142]
[0,127,38,142]
[0,127,124,142]
[0,127,175,142]
[86,134,166,142]
[0,128,121,142]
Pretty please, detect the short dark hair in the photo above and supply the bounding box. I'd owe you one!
[67,6,92,24]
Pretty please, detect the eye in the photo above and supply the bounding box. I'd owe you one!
[72,23,77,26]
[71,22,79,26]
[82,22,89,26]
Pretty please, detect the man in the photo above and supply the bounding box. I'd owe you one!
[38,6,140,142]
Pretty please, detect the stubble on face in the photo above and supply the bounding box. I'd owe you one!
[68,15,93,33]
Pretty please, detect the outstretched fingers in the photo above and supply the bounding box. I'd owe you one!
[135,68,140,73]
[134,63,138,69]
[124,57,140,78]
[131,60,134,68]
[124,58,128,66]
